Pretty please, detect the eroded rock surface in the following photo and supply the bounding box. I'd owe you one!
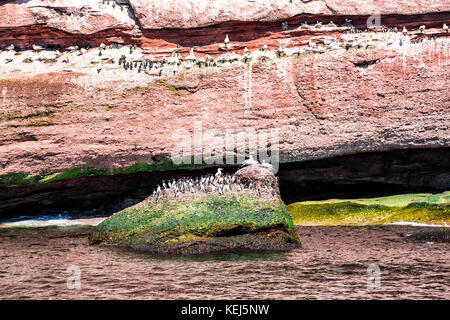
[0,1,449,214]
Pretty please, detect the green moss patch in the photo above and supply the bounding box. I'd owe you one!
[90,194,300,254]
[288,192,450,226]
[0,160,197,188]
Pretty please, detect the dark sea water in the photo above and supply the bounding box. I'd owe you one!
[0,225,448,299]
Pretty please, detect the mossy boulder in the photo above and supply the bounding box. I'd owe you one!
[288,192,450,226]
[89,165,300,255]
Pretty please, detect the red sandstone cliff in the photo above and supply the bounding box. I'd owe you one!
[0,0,449,179]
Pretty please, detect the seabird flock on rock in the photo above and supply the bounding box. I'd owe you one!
[148,167,276,204]
[1,16,447,73]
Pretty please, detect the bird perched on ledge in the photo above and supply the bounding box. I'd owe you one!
[224,34,230,50]
[419,25,426,33]
[186,48,197,62]
[299,21,309,30]
[276,46,286,57]
[32,44,44,52]
[327,21,337,28]
[444,24,448,33]
[242,155,259,167]
[261,160,274,172]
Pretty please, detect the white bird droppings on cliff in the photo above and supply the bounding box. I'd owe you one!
[242,62,253,127]
[275,50,290,91]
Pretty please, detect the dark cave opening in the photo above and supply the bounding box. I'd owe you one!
[0,147,448,220]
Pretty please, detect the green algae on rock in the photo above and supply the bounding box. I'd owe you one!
[0,159,197,188]
[287,192,450,226]
[89,165,300,255]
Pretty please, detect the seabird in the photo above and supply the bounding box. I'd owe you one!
[402,26,408,35]
[242,155,259,166]
[22,56,33,63]
[186,48,196,61]
[323,38,334,46]
[308,40,317,48]
[327,21,337,28]
[261,44,268,52]
[261,160,274,171]
[131,26,139,37]
[444,24,448,32]
[224,34,229,45]
[173,64,178,75]
[32,45,44,52]
[314,21,323,29]
[419,25,425,33]
[97,61,103,73]
[282,21,288,31]
[342,19,354,29]
[66,45,78,51]
[196,57,205,67]
[276,46,285,58]
[242,47,251,62]
[168,52,180,65]
[6,44,15,51]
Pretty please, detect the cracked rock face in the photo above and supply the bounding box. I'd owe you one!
[0,0,449,180]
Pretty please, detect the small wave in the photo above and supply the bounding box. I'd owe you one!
[386,221,449,228]
[0,215,105,228]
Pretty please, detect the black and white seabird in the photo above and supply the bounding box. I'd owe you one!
[97,62,103,73]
